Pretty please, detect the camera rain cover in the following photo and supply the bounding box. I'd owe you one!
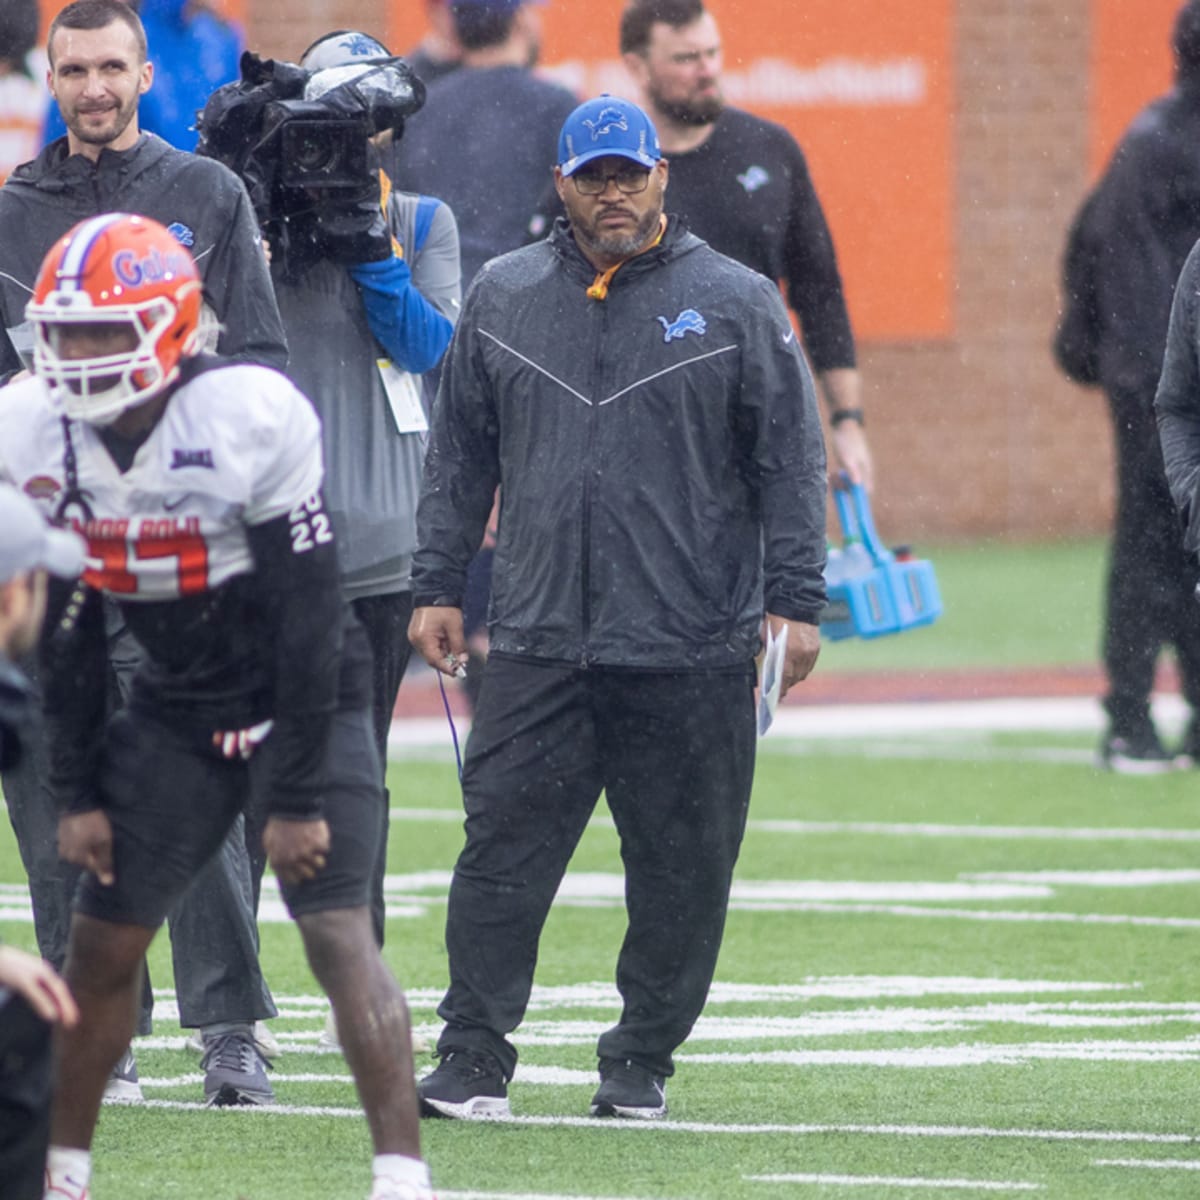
[303,58,426,130]
[197,53,426,275]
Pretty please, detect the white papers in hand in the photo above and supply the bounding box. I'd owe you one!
[756,622,788,737]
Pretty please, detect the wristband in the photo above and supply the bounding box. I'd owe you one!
[830,408,865,428]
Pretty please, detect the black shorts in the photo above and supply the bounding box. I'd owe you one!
[74,703,382,929]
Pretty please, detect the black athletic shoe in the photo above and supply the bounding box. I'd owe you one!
[201,1031,275,1106]
[590,1057,667,1119]
[417,1048,510,1119]
[1098,724,1176,775]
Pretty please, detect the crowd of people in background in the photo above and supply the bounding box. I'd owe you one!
[5,0,1200,1197]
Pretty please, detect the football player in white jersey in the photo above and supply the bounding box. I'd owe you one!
[0,213,435,1200]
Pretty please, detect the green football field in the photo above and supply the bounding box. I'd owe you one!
[3,536,1199,1198]
[4,721,1200,1199]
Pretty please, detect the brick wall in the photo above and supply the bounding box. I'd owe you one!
[858,0,1113,544]
[242,0,1115,543]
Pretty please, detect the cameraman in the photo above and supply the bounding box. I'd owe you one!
[254,31,461,951]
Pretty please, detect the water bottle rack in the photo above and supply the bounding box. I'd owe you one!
[820,481,943,641]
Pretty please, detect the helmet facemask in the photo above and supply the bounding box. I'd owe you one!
[27,213,204,425]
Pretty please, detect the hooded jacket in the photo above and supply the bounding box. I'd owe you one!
[1155,238,1200,552]
[413,217,827,670]
[1057,79,1200,397]
[0,133,286,380]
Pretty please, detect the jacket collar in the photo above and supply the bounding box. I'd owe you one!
[14,133,167,192]
[548,213,700,291]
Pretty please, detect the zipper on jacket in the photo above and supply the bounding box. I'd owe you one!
[578,296,608,667]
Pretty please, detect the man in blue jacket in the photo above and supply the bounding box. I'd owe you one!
[409,95,826,1120]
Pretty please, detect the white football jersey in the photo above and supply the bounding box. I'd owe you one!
[0,362,325,602]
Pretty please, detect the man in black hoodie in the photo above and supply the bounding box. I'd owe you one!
[409,95,826,1121]
[1055,0,1200,773]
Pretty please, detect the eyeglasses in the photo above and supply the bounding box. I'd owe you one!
[571,164,652,196]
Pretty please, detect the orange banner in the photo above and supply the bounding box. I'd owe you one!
[1090,0,1179,176]
[388,0,954,342]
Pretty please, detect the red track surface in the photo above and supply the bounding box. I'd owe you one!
[393,662,1184,719]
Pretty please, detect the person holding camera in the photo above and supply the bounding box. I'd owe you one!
[0,0,286,1107]
[197,33,461,963]
[286,30,461,950]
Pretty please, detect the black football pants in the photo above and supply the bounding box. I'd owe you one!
[1,614,274,1033]
[435,654,757,1080]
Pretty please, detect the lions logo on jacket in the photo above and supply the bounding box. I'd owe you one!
[657,310,707,343]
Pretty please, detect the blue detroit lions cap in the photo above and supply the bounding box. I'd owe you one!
[557,95,662,176]
[301,30,391,71]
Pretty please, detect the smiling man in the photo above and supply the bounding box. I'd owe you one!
[0,0,287,1112]
[408,95,827,1121]
[47,3,150,151]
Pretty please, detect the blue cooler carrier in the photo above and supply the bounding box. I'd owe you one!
[821,482,943,641]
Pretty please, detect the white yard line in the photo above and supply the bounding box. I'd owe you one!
[745,1173,1042,1192]
[386,694,1190,754]
[745,822,1200,843]
[6,896,1196,928]
[676,1041,1200,1066]
[1093,1158,1200,1171]
[440,1193,665,1200]
[379,813,1200,844]
[118,1101,1200,1147]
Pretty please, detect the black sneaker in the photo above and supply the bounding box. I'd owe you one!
[1098,724,1176,775]
[417,1048,509,1119]
[201,1031,275,1106]
[590,1057,667,1119]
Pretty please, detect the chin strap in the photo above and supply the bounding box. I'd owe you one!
[54,416,94,526]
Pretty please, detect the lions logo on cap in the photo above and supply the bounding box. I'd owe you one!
[583,107,629,141]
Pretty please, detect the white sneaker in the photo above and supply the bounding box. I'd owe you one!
[44,1172,90,1199]
[186,1020,279,1058]
[318,1007,341,1050]
[102,1046,144,1104]
[319,1008,432,1054]
[368,1181,436,1200]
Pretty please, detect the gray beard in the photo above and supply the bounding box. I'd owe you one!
[575,207,662,261]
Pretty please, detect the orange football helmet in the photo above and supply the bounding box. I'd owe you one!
[27,213,203,424]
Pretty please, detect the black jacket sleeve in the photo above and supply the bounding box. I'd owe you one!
[737,275,829,623]
[1155,238,1200,553]
[207,172,289,371]
[246,495,345,819]
[411,295,502,607]
[781,142,856,375]
[1054,192,1104,387]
